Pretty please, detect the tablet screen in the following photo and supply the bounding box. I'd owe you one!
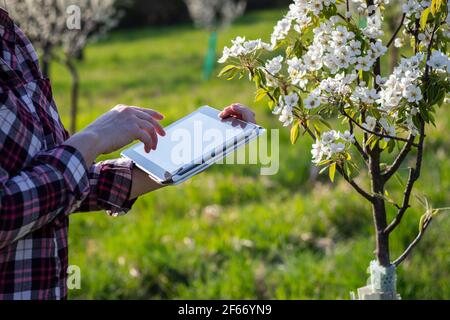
[133,111,250,175]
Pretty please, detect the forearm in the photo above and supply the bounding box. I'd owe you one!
[63,130,101,166]
[130,166,164,200]
[65,130,162,211]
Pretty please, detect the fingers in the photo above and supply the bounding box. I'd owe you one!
[137,119,159,151]
[219,103,256,124]
[219,106,235,119]
[232,104,256,124]
[133,107,165,121]
[127,105,166,152]
[136,129,154,154]
[134,110,166,136]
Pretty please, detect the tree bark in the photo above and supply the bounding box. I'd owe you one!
[390,45,399,72]
[66,59,80,134]
[41,43,52,78]
[369,144,390,267]
[386,9,401,70]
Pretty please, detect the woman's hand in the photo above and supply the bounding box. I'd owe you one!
[64,105,166,166]
[219,103,256,124]
[86,104,166,155]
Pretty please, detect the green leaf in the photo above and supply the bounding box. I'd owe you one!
[313,123,322,136]
[394,173,406,188]
[431,209,441,217]
[226,68,239,80]
[255,88,268,102]
[431,0,443,15]
[387,139,396,153]
[319,166,329,175]
[290,123,300,145]
[273,87,281,101]
[319,118,332,130]
[318,159,332,167]
[218,65,237,78]
[419,213,427,232]
[344,162,352,178]
[365,135,374,147]
[420,8,431,30]
[346,153,352,161]
[329,163,336,183]
[379,139,388,150]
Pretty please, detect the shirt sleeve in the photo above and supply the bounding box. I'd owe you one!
[0,145,90,250]
[74,158,137,217]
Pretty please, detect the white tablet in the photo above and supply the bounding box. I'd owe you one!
[121,106,265,185]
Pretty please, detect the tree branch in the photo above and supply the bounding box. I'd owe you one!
[386,16,440,234]
[387,14,406,48]
[346,0,350,21]
[341,109,419,147]
[393,216,433,267]
[349,120,370,163]
[302,123,374,202]
[384,168,414,233]
[424,23,440,80]
[384,122,425,234]
[383,134,415,182]
[367,135,391,266]
[301,124,317,141]
[337,165,375,203]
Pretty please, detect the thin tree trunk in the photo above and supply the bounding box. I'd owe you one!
[66,59,79,134]
[390,45,399,71]
[369,144,390,267]
[387,15,400,71]
[41,44,52,78]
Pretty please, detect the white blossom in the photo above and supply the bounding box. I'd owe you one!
[271,18,292,46]
[304,94,322,109]
[363,12,384,39]
[311,129,352,164]
[363,116,377,131]
[312,140,327,164]
[379,118,397,141]
[394,38,405,48]
[377,53,424,111]
[322,130,339,144]
[403,85,423,103]
[427,50,450,73]
[284,92,300,108]
[273,94,298,127]
[265,55,284,75]
[329,142,346,154]
[220,0,449,166]
[340,131,355,143]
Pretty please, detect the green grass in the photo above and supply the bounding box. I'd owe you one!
[48,9,450,299]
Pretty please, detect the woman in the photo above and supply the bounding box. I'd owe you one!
[0,7,256,299]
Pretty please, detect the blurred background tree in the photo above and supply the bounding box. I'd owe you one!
[184,0,247,80]
[11,0,121,133]
[10,0,67,77]
[184,0,246,29]
[116,0,291,28]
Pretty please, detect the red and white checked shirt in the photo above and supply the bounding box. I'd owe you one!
[0,9,136,300]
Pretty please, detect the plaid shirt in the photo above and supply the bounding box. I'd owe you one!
[0,9,136,300]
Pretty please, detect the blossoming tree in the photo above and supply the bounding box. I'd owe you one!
[184,0,247,79]
[11,0,121,133]
[219,0,449,299]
